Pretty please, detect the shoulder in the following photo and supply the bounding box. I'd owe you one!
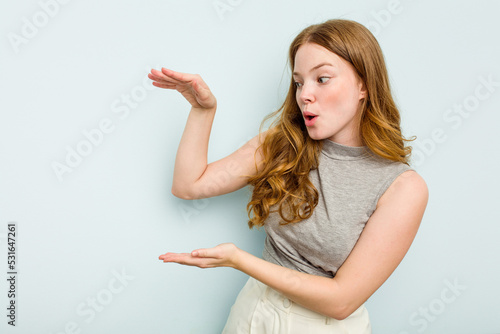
[376,169,429,211]
[360,155,418,203]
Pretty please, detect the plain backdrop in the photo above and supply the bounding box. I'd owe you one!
[1,0,499,333]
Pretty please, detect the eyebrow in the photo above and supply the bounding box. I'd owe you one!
[292,62,334,76]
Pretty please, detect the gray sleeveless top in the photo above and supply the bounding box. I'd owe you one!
[262,139,414,278]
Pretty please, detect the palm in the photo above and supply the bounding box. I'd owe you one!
[148,68,216,110]
[175,81,206,109]
[159,243,239,269]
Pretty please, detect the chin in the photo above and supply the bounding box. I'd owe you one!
[306,131,327,141]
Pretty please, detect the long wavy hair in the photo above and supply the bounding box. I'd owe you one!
[246,19,414,229]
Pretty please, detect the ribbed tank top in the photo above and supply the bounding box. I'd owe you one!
[262,139,414,278]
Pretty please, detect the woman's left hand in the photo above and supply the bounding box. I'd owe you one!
[159,243,241,269]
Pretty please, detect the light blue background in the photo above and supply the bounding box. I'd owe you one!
[1,0,499,333]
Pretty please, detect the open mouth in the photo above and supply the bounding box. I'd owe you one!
[303,111,318,121]
[303,112,318,127]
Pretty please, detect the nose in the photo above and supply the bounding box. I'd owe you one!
[297,83,315,106]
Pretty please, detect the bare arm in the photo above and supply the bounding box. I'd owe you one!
[159,170,429,320]
[149,68,264,199]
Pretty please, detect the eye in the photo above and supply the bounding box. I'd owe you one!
[318,77,330,84]
[294,81,303,88]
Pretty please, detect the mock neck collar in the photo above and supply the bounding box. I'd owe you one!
[321,139,372,161]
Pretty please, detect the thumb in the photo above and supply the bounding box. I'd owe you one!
[193,80,211,100]
[191,249,206,257]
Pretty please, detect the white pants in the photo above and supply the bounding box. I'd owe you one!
[222,277,371,334]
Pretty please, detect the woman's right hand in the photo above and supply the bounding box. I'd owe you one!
[148,68,217,110]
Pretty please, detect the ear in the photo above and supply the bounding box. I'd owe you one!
[358,80,367,100]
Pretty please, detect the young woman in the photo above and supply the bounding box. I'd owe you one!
[150,19,428,333]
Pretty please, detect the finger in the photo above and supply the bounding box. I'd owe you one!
[152,81,177,89]
[191,248,217,258]
[150,69,183,85]
[158,252,189,260]
[191,79,201,95]
[148,72,166,82]
[161,254,217,268]
[159,252,172,260]
[161,68,192,83]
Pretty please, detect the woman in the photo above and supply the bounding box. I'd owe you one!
[150,19,428,333]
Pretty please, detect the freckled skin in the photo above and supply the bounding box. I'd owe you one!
[293,43,367,147]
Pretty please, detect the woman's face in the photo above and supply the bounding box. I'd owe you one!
[293,43,366,146]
